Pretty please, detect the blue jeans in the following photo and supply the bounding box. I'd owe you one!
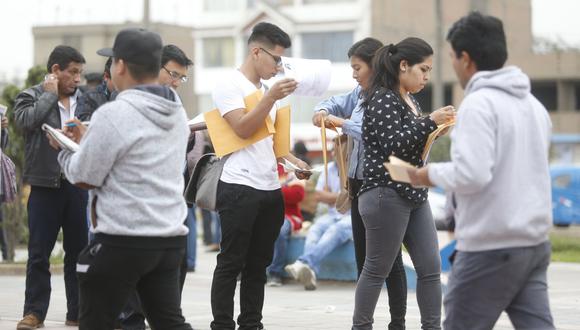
[25,181,88,322]
[298,213,352,275]
[353,187,441,330]
[202,209,221,244]
[186,206,197,269]
[267,218,292,276]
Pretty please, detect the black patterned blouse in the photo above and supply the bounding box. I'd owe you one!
[359,88,438,204]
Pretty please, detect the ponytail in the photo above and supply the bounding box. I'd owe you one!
[364,37,433,101]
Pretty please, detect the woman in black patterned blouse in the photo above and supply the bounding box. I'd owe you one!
[352,38,455,330]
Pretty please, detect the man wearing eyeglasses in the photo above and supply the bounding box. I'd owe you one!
[209,22,309,330]
[158,43,200,287]
[159,44,192,90]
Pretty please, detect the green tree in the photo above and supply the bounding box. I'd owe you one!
[428,135,451,163]
[0,65,46,261]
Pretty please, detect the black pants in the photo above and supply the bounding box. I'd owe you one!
[350,178,407,329]
[77,235,192,330]
[24,181,88,321]
[211,181,284,330]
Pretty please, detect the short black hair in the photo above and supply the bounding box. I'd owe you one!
[123,61,159,81]
[447,11,507,71]
[248,22,291,49]
[161,44,193,67]
[46,45,85,73]
[104,57,112,78]
[348,37,383,67]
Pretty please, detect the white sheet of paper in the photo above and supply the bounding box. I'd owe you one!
[279,56,332,97]
[187,112,205,127]
[279,158,323,173]
[41,124,79,152]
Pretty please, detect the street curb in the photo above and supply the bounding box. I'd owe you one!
[0,263,63,276]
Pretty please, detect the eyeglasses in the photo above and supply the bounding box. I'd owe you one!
[162,67,188,83]
[259,47,282,66]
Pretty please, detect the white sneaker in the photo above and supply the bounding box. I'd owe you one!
[284,260,307,280]
[298,264,317,291]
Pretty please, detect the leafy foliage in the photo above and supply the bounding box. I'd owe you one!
[0,65,46,261]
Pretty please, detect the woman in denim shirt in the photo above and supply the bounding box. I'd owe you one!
[312,38,407,329]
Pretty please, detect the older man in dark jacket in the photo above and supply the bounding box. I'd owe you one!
[13,45,88,330]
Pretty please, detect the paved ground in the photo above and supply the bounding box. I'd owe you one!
[0,242,579,330]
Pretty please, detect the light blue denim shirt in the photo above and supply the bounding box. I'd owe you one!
[314,86,365,180]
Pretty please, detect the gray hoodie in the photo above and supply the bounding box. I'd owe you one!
[429,66,552,252]
[58,85,189,237]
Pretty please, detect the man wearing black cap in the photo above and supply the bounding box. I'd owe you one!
[48,28,193,330]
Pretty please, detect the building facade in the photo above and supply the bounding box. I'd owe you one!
[32,22,197,116]
[191,0,580,134]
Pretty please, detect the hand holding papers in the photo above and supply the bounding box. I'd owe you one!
[421,120,456,162]
[278,57,332,97]
[43,124,79,152]
[279,158,322,179]
[384,155,415,184]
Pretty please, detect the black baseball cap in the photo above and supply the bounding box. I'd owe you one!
[97,28,162,66]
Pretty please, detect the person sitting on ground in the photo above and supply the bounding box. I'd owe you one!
[285,150,352,291]
[267,165,305,287]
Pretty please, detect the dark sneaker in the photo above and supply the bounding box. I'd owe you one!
[65,319,79,326]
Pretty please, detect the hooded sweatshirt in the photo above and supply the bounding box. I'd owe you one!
[58,85,189,239]
[428,66,552,252]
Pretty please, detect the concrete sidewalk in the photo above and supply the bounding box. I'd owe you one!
[0,244,579,330]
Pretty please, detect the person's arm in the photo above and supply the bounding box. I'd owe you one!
[313,164,339,205]
[410,103,496,193]
[278,153,311,180]
[313,86,360,121]
[13,87,58,131]
[57,110,126,189]
[221,78,297,139]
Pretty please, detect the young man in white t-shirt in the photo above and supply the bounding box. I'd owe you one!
[210,22,308,330]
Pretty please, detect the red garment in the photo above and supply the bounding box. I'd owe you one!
[281,184,305,231]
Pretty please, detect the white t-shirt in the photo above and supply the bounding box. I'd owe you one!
[212,70,280,191]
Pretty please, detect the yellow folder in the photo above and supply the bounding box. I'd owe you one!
[205,90,289,157]
[273,105,291,158]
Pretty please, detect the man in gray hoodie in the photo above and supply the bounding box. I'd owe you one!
[49,28,192,330]
[409,12,555,330]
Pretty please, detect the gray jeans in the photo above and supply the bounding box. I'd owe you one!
[353,187,442,330]
[444,241,555,330]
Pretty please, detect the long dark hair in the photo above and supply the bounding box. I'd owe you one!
[365,37,433,100]
[348,37,383,67]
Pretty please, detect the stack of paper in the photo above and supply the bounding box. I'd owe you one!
[421,120,456,162]
[42,124,79,152]
[383,155,416,183]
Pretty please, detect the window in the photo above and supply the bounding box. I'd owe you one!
[203,37,235,68]
[575,82,580,111]
[203,0,241,12]
[531,81,557,111]
[302,31,353,62]
[413,84,453,113]
[304,0,354,3]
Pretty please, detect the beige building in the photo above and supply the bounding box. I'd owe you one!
[371,0,580,134]
[32,22,197,117]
